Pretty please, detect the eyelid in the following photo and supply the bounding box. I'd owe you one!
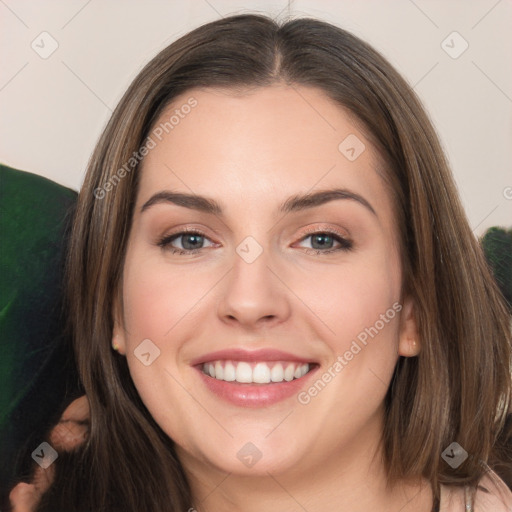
[294,223,352,244]
[160,226,211,241]
[297,224,350,240]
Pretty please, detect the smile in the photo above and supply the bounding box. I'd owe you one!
[201,360,311,384]
[192,348,319,407]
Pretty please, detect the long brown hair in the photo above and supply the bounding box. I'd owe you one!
[41,13,511,511]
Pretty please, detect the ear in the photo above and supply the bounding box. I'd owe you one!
[112,293,127,356]
[397,296,421,357]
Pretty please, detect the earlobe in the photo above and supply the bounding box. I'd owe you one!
[400,339,419,357]
[397,297,421,357]
[112,300,127,355]
[112,334,124,354]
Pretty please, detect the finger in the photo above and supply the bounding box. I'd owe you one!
[60,395,90,423]
[9,482,43,512]
[50,395,90,450]
[32,464,55,493]
[50,419,89,450]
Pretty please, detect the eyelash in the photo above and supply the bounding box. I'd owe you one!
[157,227,353,256]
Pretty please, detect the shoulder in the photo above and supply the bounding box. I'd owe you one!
[473,469,512,512]
[440,468,512,512]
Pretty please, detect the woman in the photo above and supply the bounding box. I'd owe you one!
[10,13,512,512]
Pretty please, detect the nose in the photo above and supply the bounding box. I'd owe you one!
[216,243,292,330]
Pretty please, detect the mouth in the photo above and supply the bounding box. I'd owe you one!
[200,360,314,384]
[191,349,320,407]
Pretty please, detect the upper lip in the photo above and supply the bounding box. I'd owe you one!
[190,348,317,366]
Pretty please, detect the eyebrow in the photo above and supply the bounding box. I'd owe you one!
[140,188,377,217]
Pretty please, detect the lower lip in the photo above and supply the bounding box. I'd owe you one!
[195,365,319,407]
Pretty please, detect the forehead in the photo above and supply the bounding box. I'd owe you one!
[136,85,390,219]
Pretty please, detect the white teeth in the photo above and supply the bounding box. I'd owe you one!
[253,363,271,383]
[236,362,252,383]
[224,361,236,381]
[284,364,295,381]
[214,361,224,380]
[270,364,284,382]
[202,360,310,384]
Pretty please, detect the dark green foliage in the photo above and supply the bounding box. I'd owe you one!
[481,226,512,310]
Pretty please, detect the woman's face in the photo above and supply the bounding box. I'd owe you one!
[115,85,418,479]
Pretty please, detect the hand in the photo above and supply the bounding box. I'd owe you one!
[9,395,90,512]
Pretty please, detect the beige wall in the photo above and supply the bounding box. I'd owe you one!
[1,0,510,235]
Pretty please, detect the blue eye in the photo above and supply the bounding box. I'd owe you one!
[298,231,353,255]
[157,230,213,255]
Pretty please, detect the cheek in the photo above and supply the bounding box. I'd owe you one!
[298,247,402,355]
[119,250,201,442]
[121,248,216,344]
[334,270,400,340]
[124,357,194,446]
[295,256,402,433]
[119,247,223,442]
[298,248,403,425]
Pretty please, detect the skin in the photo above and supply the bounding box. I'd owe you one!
[10,84,430,511]
[112,84,430,511]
